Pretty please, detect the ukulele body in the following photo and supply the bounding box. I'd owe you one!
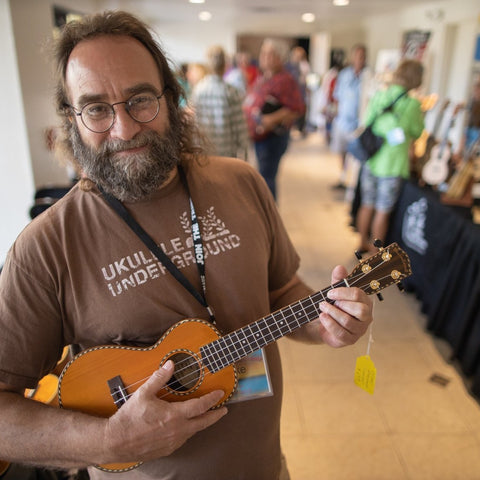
[421,143,450,185]
[58,319,237,473]
[58,318,237,416]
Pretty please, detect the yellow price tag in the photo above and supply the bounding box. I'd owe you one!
[354,355,376,394]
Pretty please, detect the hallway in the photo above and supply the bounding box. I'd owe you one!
[272,133,480,479]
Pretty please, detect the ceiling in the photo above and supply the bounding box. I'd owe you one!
[99,0,448,36]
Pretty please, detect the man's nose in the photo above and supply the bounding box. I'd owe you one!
[109,105,142,140]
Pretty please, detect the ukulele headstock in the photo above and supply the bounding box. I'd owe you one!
[346,243,412,295]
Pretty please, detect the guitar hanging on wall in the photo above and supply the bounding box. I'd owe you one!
[57,243,412,473]
[422,103,463,186]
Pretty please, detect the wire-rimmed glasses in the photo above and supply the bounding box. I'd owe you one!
[65,88,167,133]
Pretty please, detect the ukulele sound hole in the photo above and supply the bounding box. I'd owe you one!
[166,352,202,392]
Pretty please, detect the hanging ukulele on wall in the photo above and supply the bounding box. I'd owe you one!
[422,103,463,186]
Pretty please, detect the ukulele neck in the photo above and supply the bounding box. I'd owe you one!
[200,286,339,373]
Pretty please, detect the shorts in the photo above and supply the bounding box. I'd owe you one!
[360,165,403,213]
[330,120,355,155]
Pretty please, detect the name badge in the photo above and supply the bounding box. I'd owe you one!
[386,127,406,146]
[228,349,273,403]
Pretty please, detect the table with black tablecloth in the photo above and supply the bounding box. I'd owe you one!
[386,181,480,399]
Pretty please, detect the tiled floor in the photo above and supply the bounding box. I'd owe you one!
[271,133,480,480]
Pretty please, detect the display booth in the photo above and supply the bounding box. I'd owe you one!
[386,180,480,398]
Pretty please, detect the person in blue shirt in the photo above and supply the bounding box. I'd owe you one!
[330,44,371,189]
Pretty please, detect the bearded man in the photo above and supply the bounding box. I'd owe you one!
[0,11,373,480]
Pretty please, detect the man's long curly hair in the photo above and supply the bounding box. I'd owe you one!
[51,10,207,184]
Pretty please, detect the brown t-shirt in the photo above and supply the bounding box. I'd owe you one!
[0,156,302,479]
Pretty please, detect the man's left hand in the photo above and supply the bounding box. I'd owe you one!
[303,265,374,347]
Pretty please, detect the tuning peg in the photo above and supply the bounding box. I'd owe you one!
[376,293,384,301]
[373,239,383,249]
[354,250,363,260]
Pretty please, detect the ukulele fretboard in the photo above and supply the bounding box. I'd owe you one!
[200,288,336,372]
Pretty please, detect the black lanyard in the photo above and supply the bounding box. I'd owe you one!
[99,166,215,323]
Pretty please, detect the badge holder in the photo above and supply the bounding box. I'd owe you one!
[228,349,273,403]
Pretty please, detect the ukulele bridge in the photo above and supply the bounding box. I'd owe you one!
[107,375,128,408]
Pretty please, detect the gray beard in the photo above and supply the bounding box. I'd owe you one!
[70,126,181,202]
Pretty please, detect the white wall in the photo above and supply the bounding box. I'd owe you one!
[330,24,367,63]
[150,22,237,68]
[9,0,98,188]
[0,0,34,264]
[365,0,479,96]
[9,0,70,188]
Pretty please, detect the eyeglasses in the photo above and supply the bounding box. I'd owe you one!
[65,88,167,133]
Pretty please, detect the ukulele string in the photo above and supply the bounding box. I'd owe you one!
[112,258,394,405]
[350,272,395,292]
[348,256,391,290]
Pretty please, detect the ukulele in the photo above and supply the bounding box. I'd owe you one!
[414,98,449,160]
[422,103,463,186]
[58,243,411,473]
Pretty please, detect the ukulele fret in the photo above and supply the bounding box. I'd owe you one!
[273,309,293,336]
[223,335,238,362]
[216,337,235,365]
[264,313,286,340]
[230,330,249,358]
[247,322,266,350]
[258,317,276,344]
[287,302,308,328]
[200,343,223,372]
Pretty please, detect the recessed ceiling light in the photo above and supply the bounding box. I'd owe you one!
[333,0,349,6]
[189,0,205,4]
[198,10,212,21]
[302,12,316,23]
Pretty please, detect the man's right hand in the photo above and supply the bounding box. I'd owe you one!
[102,360,228,463]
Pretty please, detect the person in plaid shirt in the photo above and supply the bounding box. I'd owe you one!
[191,45,249,160]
